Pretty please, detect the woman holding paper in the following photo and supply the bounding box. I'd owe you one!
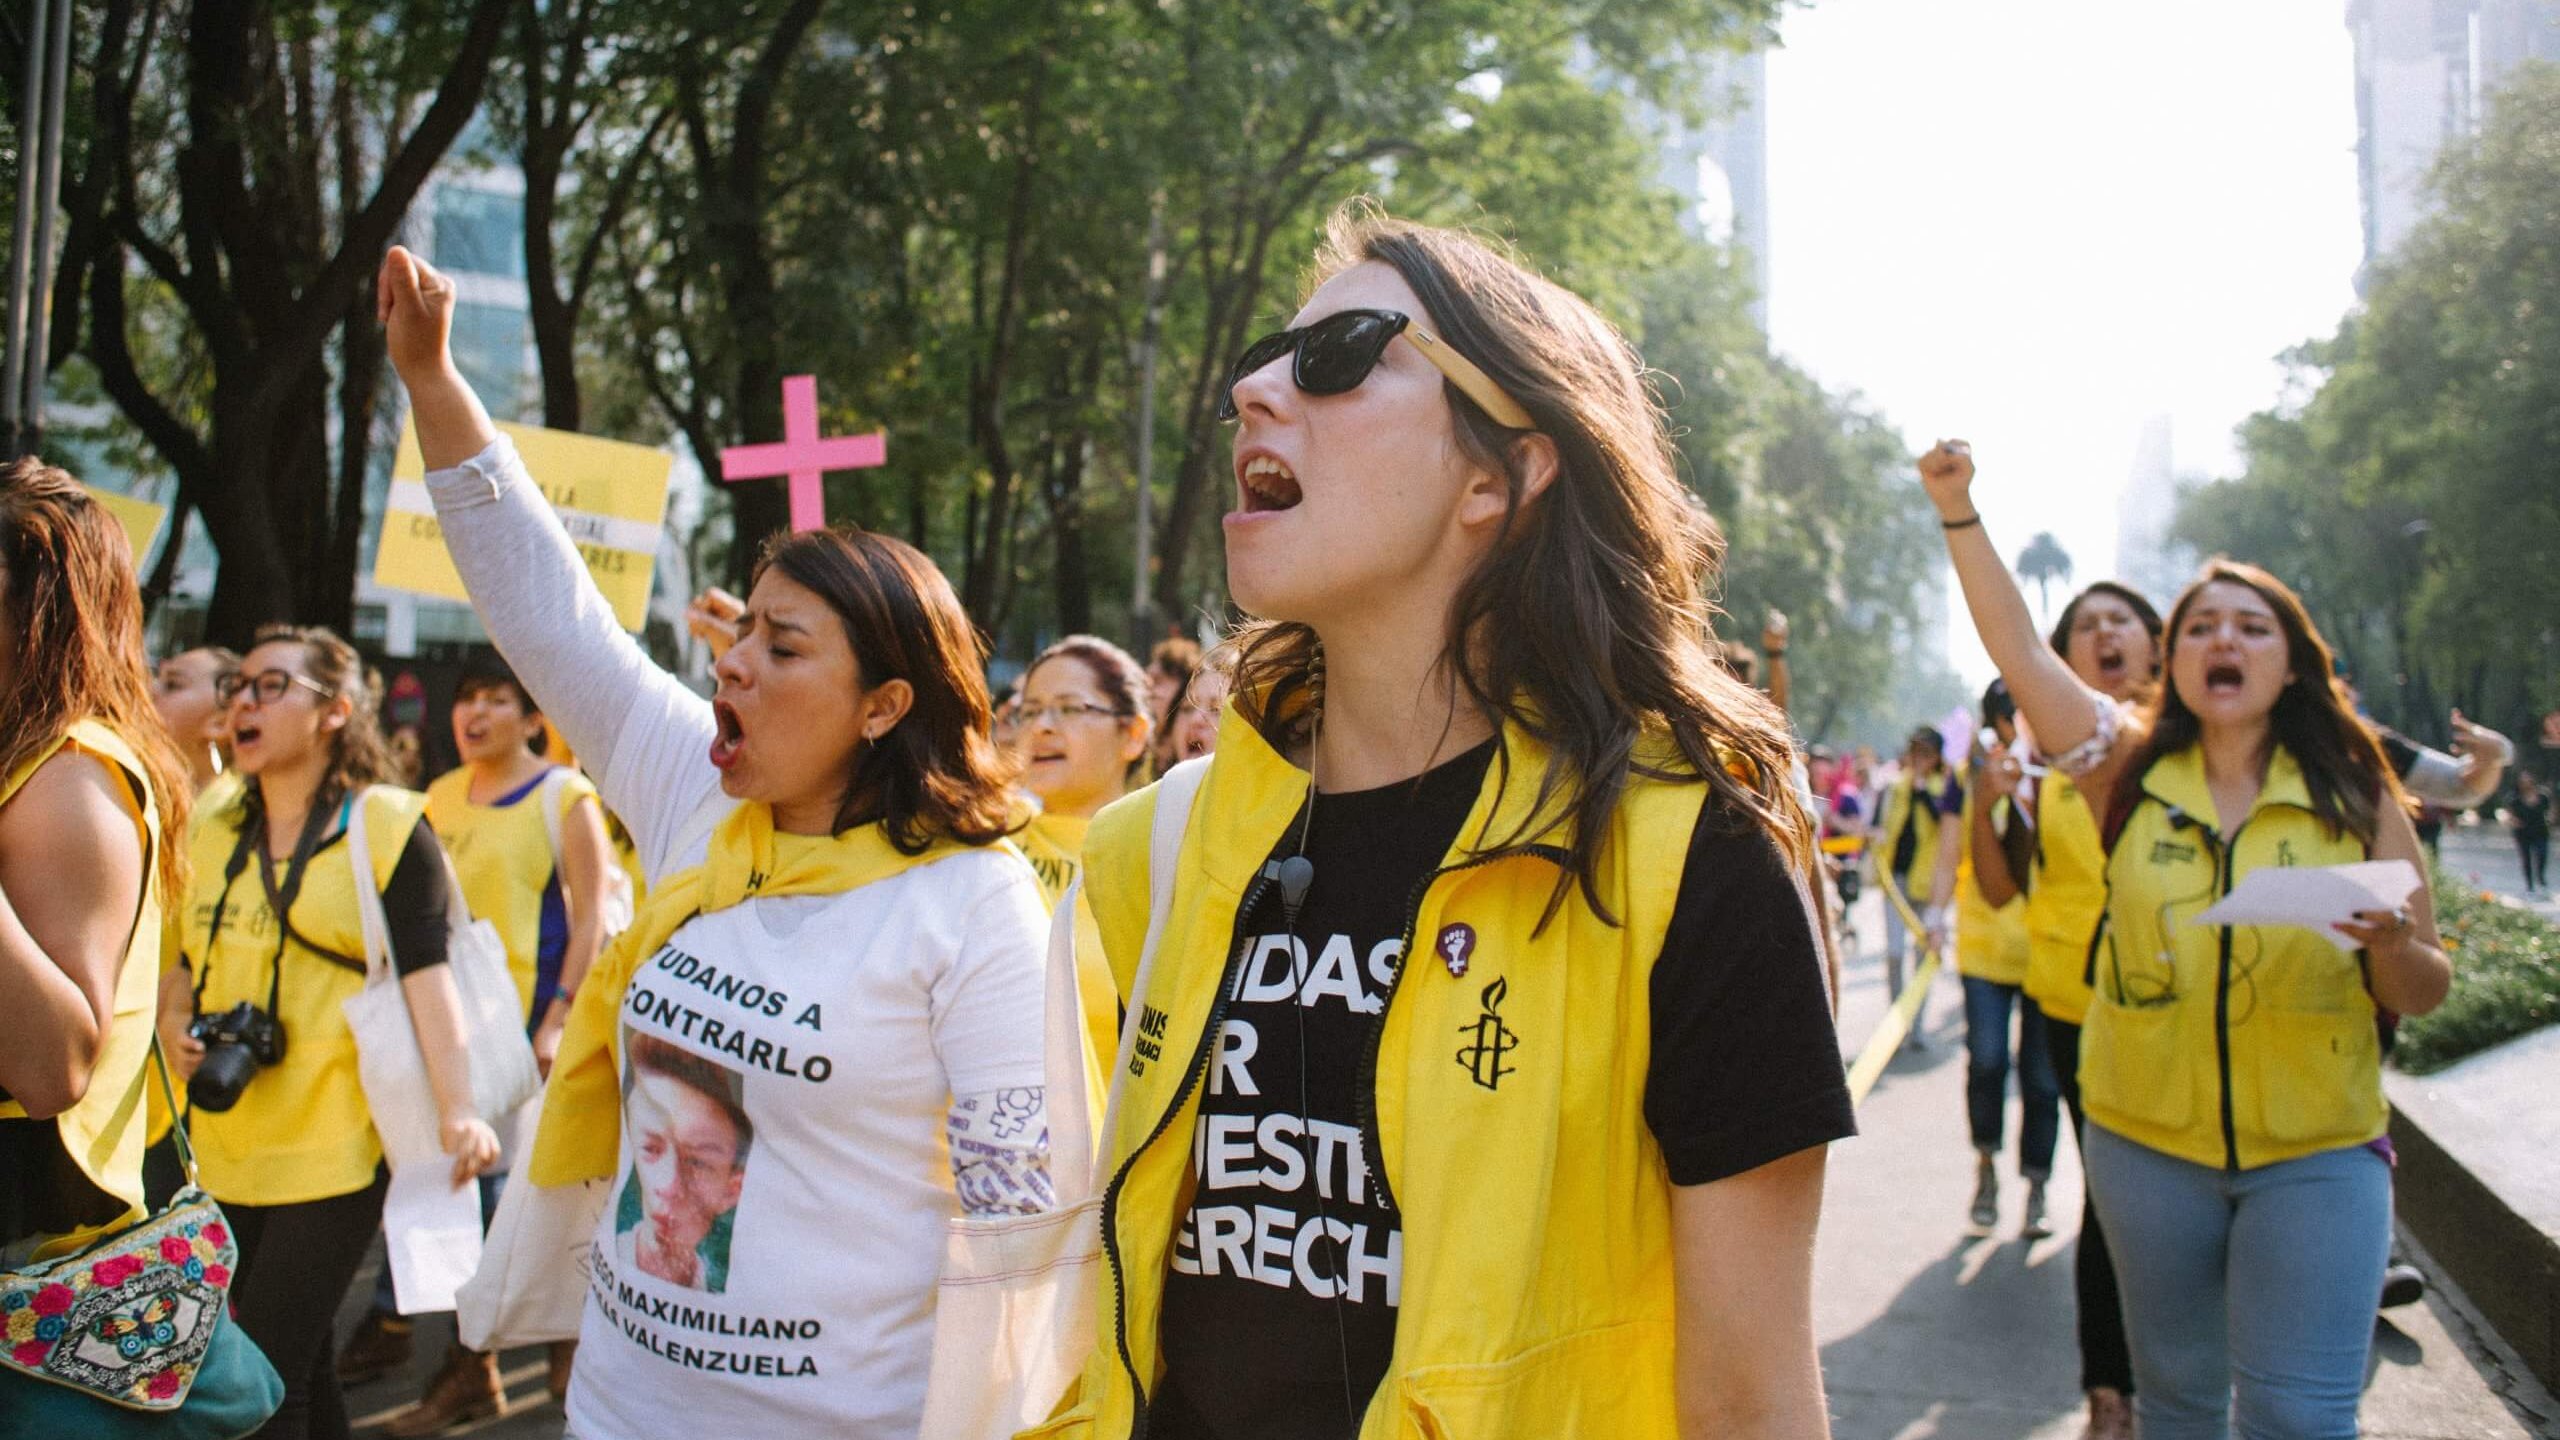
[172,623,498,1440]
[379,245,1053,1440]
[1923,441,2450,1440]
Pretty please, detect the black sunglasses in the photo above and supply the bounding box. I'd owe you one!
[1215,308,1534,428]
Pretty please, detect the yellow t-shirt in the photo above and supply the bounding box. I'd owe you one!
[425,764,600,1022]
[1955,787,2032,986]
[181,786,428,1206]
[0,721,163,1252]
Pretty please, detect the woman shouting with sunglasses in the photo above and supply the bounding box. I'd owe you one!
[1034,207,1853,1440]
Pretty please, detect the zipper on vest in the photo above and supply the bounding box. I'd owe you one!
[1354,843,1568,1216]
[2210,820,2250,1173]
[1102,866,1279,1440]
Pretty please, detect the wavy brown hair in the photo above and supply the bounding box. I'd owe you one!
[757,528,1017,851]
[0,459,190,899]
[225,624,400,841]
[1229,205,1812,924]
[2107,559,2401,847]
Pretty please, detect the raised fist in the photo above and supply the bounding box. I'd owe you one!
[1917,439,1976,520]
[376,246,459,387]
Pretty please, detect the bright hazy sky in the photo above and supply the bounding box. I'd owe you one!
[1762,0,2366,680]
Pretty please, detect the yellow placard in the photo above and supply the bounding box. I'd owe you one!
[85,486,169,566]
[375,419,674,632]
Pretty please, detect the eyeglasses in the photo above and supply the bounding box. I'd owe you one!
[1018,700,1126,728]
[1215,308,1535,429]
[215,668,336,707]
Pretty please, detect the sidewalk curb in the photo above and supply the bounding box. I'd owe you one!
[2389,1100,2560,1400]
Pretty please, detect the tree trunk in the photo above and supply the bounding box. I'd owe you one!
[695,0,827,587]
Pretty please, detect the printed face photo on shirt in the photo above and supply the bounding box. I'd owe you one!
[616,1033,753,1294]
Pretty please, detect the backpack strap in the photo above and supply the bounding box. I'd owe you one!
[536,767,573,877]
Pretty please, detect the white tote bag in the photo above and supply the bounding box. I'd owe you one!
[342,789,542,1171]
[456,1163,610,1351]
[916,757,1208,1440]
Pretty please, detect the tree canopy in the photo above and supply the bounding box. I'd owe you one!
[12,0,1964,746]
[2173,63,2560,746]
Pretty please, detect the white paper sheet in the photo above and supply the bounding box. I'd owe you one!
[2190,860,2423,944]
[384,1161,486,1314]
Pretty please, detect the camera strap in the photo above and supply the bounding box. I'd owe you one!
[191,828,259,1014]
[252,795,367,979]
[195,790,365,1028]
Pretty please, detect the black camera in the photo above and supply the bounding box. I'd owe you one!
[187,1002,285,1112]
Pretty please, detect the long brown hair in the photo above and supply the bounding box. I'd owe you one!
[0,459,190,900]
[2108,559,2400,847]
[756,528,1018,851]
[1230,205,1811,922]
[227,624,400,839]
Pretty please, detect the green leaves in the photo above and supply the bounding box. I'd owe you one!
[2175,66,2560,738]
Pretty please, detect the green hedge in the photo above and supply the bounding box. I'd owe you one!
[2393,868,2560,1075]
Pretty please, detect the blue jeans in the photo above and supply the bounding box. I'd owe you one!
[1960,976,2059,1173]
[2083,1124,2391,1439]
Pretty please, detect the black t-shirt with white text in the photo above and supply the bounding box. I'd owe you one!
[1146,742,1854,1439]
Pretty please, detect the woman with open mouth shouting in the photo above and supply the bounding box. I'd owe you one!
[1010,634,1154,1069]
[1034,206,1853,1440]
[1923,441,2451,1440]
[380,246,1053,1440]
[1960,574,2162,1440]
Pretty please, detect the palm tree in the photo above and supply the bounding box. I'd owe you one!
[2017,531,2074,615]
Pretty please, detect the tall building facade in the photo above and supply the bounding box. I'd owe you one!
[2349,0,2560,284]
[2115,415,2195,603]
[355,160,541,656]
[1652,49,1770,328]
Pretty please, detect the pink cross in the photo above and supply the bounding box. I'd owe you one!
[718,374,887,532]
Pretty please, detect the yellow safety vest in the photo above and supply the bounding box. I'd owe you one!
[425,764,599,1020]
[180,785,430,1206]
[2023,770,2106,1025]
[0,721,163,1246]
[2082,744,2383,1170]
[1876,767,1954,893]
[1029,705,1719,1440]
[1956,786,2031,986]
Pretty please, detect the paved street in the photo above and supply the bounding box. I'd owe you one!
[1818,887,2558,1440]
[2439,821,2559,922]
[338,882,2558,1440]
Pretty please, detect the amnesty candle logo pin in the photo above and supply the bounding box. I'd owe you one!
[374,418,673,632]
[1455,975,1519,1091]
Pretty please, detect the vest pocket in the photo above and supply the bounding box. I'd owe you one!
[2080,1003,2193,1134]
[2240,1010,2380,1149]
[1398,1320,1677,1439]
